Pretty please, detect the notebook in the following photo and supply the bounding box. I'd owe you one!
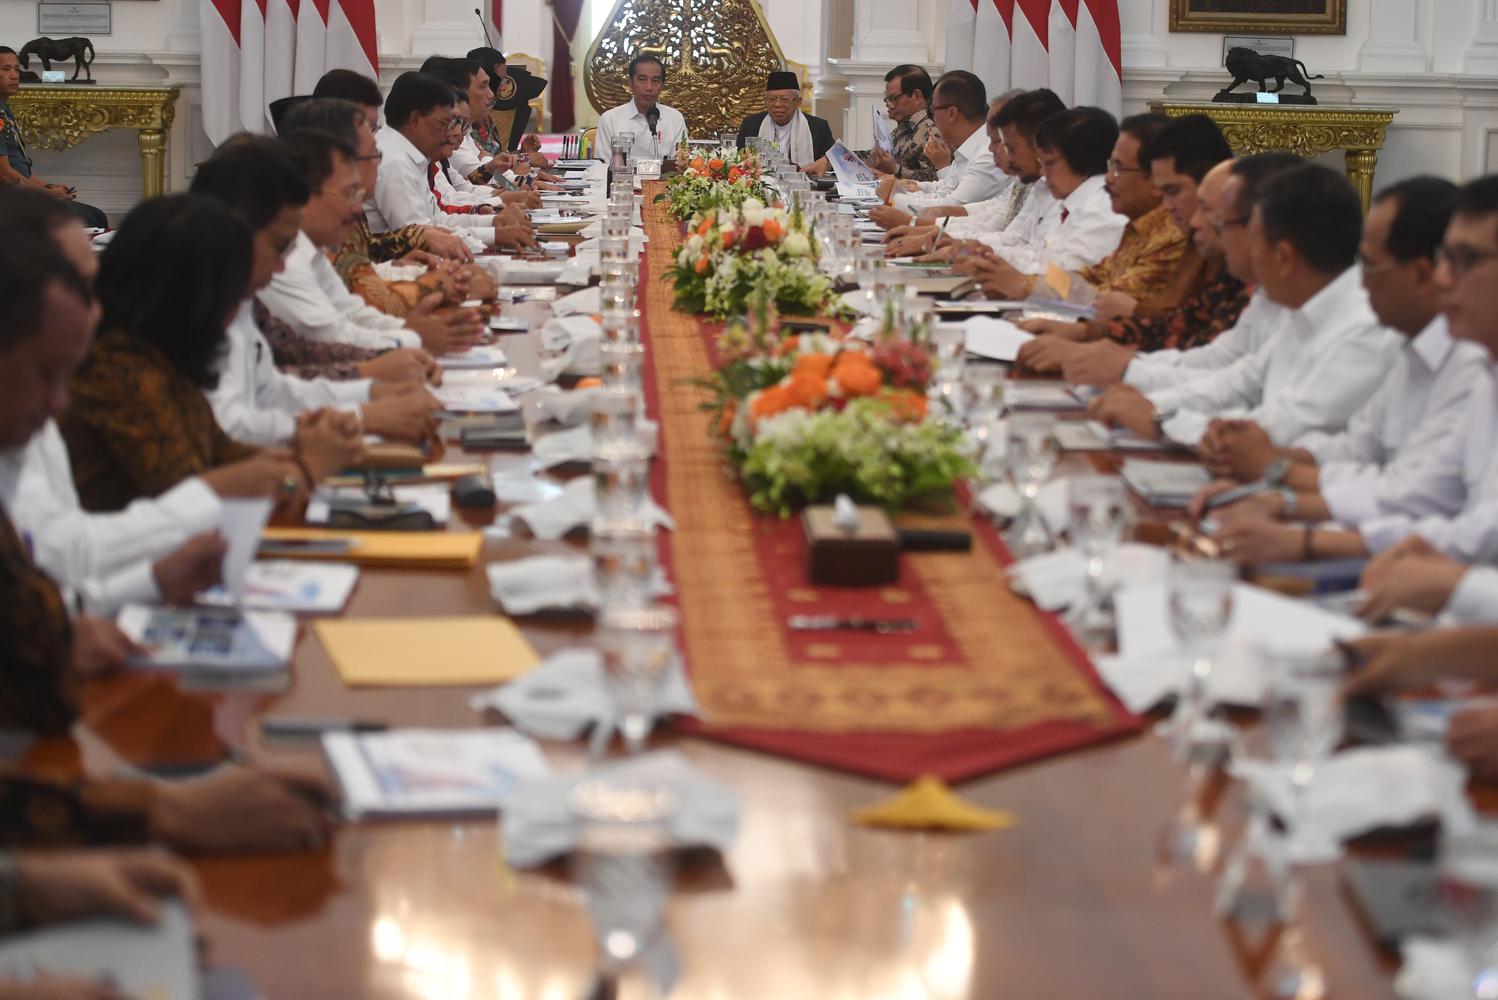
[314,616,540,687]
[117,604,297,684]
[323,727,551,818]
[1120,458,1213,507]
[259,528,483,569]
[200,561,360,615]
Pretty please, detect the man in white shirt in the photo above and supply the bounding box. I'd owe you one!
[1182,178,1489,566]
[368,71,536,251]
[1090,163,1399,449]
[956,106,1128,293]
[868,71,1006,226]
[193,134,443,447]
[262,120,488,360]
[595,55,688,166]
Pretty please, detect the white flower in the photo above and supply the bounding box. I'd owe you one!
[741,201,767,227]
[782,231,811,258]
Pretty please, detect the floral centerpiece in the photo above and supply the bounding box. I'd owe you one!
[659,150,770,222]
[698,319,975,516]
[670,199,834,320]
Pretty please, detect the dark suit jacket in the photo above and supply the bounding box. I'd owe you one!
[737,112,836,163]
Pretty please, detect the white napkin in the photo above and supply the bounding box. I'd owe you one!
[490,259,567,285]
[539,316,604,378]
[486,554,672,615]
[532,386,601,426]
[976,479,1069,536]
[840,289,878,317]
[1093,639,1275,714]
[470,648,697,742]
[501,751,738,869]
[510,477,675,541]
[530,420,659,470]
[1397,938,1474,1000]
[552,286,602,318]
[1010,543,1171,612]
[1231,746,1476,863]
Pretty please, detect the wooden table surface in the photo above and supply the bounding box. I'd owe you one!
[62,289,1405,1000]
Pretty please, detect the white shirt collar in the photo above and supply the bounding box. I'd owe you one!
[952,125,987,167]
[380,126,428,167]
[1296,265,1365,337]
[620,100,670,123]
[1060,173,1108,211]
[1410,314,1455,372]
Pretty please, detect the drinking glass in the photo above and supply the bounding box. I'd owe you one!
[718,131,737,156]
[599,281,637,316]
[1005,413,1057,556]
[854,245,884,312]
[592,452,651,524]
[589,387,644,461]
[602,215,632,243]
[1438,824,1498,1000]
[963,363,1007,427]
[600,233,630,261]
[1167,557,1237,759]
[590,517,658,610]
[598,604,681,755]
[1259,649,1344,1000]
[601,307,640,346]
[600,257,638,288]
[1065,475,1129,638]
[569,777,677,988]
[929,324,967,415]
[601,341,646,396]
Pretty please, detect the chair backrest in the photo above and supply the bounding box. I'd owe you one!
[784,58,814,114]
[580,126,598,160]
[489,108,518,150]
[506,52,547,131]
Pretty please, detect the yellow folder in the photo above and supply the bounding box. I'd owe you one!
[260,528,483,569]
[314,616,540,687]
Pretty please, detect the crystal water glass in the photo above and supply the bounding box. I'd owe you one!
[1167,556,1237,759]
[569,777,677,984]
[602,215,632,243]
[589,387,644,461]
[601,307,640,346]
[1006,412,1058,556]
[590,517,658,611]
[601,341,646,396]
[1065,475,1129,637]
[929,324,966,414]
[718,131,736,156]
[592,451,651,520]
[598,604,681,755]
[599,279,637,315]
[854,245,883,310]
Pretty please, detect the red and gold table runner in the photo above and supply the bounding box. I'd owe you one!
[639,182,1140,782]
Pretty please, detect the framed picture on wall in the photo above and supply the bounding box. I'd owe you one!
[1169,0,1346,35]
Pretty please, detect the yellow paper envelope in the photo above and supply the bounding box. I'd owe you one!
[853,775,1017,832]
[1044,262,1072,301]
[261,528,482,569]
[315,617,540,686]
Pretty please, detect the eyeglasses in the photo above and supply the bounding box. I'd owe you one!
[355,150,383,163]
[1106,157,1144,176]
[448,117,470,133]
[1437,242,1498,277]
[320,185,367,206]
[1210,214,1251,236]
[882,93,903,106]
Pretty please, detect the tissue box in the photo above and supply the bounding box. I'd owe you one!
[802,505,899,586]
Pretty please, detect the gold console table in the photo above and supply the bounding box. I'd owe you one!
[11,84,181,199]
[1148,101,1397,213]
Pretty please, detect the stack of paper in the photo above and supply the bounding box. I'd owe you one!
[437,344,509,369]
[0,901,197,999]
[962,316,1033,362]
[306,482,452,526]
[1006,382,1085,411]
[200,560,359,614]
[314,615,540,687]
[117,604,297,687]
[324,727,551,818]
[1121,458,1212,507]
[434,383,520,415]
[1053,420,1175,453]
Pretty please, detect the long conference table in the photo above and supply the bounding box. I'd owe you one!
[45,187,1407,999]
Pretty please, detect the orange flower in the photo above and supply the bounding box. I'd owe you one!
[750,385,793,421]
[832,352,882,397]
[762,217,783,242]
[708,158,725,171]
[793,352,833,380]
[728,167,743,181]
[694,256,710,275]
[717,399,737,436]
[773,335,800,358]
[690,157,705,171]
[575,376,603,390]
[785,371,828,408]
[696,217,714,237]
[881,388,928,421]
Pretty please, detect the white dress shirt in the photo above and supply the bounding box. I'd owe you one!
[448,135,517,190]
[1356,363,1498,558]
[987,174,1126,275]
[258,231,421,352]
[1445,566,1498,625]
[433,163,501,207]
[208,300,373,448]
[368,127,497,243]
[892,126,1006,212]
[1150,266,1400,446]
[945,177,1031,238]
[0,421,221,615]
[1124,290,1285,393]
[595,100,688,165]
[1296,317,1488,527]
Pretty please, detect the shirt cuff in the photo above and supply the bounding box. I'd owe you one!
[1356,515,1415,555]
[1320,474,1384,527]
[1444,568,1498,625]
[1161,410,1209,448]
[156,477,223,534]
[331,378,374,405]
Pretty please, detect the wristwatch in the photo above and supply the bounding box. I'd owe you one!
[1278,486,1299,519]
[1262,457,1291,487]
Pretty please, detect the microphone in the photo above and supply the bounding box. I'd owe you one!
[473,8,498,49]
[645,106,661,153]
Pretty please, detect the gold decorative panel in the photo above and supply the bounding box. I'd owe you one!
[12,84,180,198]
[583,0,787,136]
[1149,101,1396,214]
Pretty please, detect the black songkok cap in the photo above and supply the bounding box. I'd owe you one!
[766,71,800,91]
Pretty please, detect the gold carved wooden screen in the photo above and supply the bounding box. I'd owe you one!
[583,0,789,136]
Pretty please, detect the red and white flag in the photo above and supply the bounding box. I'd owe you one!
[948,0,1121,114]
[202,0,378,144]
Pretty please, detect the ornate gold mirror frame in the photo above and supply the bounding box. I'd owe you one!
[583,0,789,135]
[1169,0,1346,35]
